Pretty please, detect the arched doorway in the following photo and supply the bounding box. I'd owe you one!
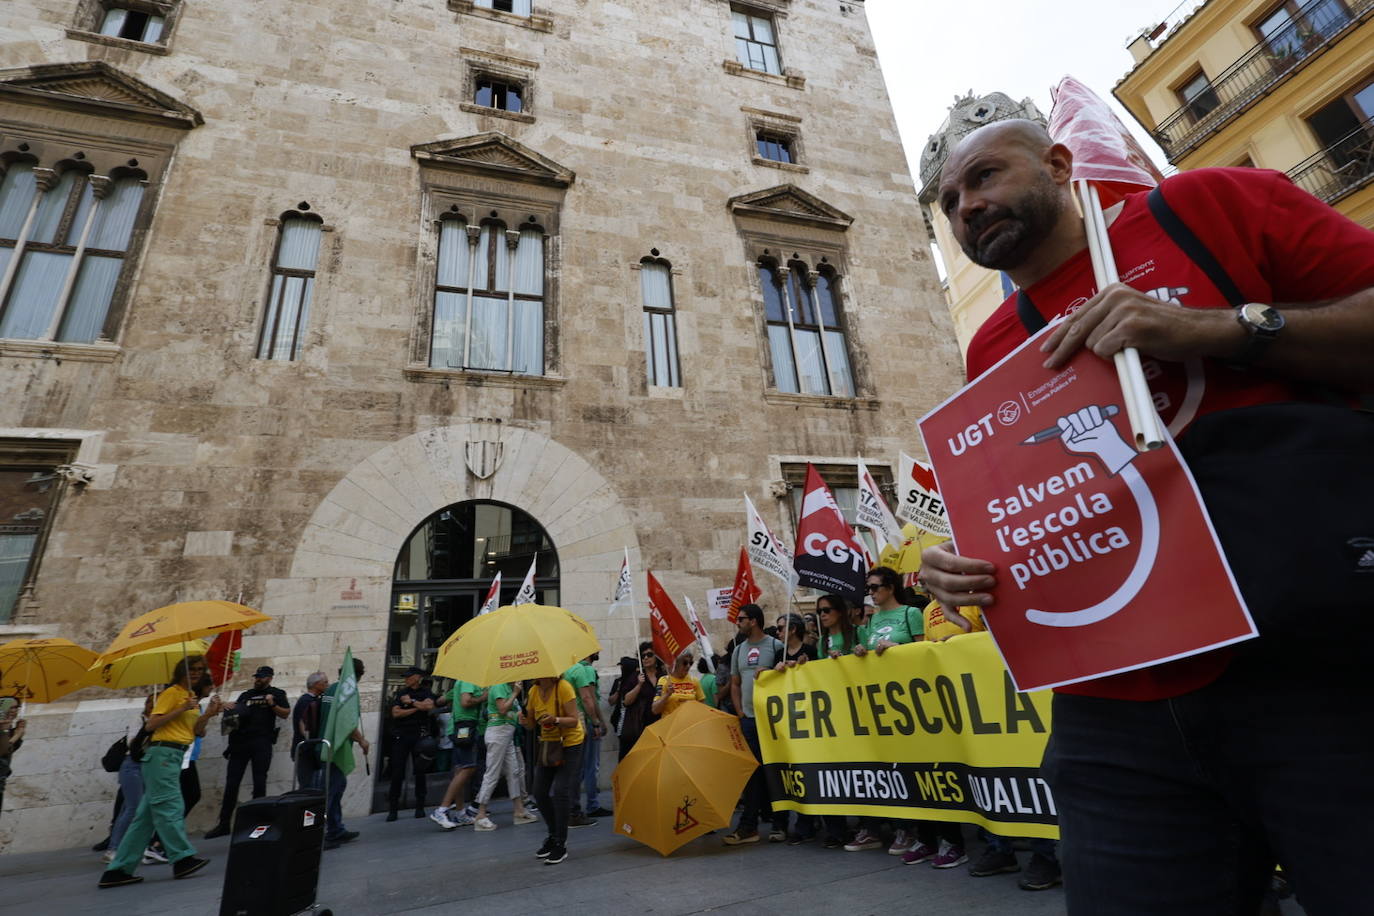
[376,499,559,810]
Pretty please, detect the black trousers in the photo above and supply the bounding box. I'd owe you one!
[388,732,427,809]
[532,742,584,844]
[218,736,273,826]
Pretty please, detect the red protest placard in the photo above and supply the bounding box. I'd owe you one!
[918,329,1256,692]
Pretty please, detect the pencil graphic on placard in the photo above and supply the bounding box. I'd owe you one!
[1021,405,1121,445]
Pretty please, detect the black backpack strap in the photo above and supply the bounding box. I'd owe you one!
[1147,186,1246,308]
[1016,289,1047,335]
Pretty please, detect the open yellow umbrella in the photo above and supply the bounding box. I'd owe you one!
[612,701,759,856]
[100,600,269,662]
[432,603,600,684]
[81,638,210,690]
[0,637,98,703]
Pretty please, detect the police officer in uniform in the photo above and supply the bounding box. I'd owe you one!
[387,666,437,821]
[205,665,289,838]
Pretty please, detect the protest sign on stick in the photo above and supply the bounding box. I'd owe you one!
[918,326,1256,691]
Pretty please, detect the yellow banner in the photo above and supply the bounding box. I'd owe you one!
[753,632,1059,839]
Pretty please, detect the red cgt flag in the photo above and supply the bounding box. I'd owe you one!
[646,570,696,664]
[1048,75,1166,207]
[792,464,869,604]
[205,629,242,686]
[727,545,762,625]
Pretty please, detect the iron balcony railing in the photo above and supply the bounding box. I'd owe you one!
[1153,0,1374,161]
[1288,116,1374,204]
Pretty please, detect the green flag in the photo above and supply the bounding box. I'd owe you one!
[321,647,361,775]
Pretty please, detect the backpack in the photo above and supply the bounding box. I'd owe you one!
[100,736,127,773]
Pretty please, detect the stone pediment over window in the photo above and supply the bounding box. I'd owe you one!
[411,132,574,188]
[728,184,852,231]
[0,61,202,129]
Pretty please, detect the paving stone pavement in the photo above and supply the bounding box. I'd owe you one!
[0,806,1072,915]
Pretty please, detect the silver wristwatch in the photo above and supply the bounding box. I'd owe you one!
[1234,302,1284,364]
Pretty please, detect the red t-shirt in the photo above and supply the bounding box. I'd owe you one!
[965,168,1374,701]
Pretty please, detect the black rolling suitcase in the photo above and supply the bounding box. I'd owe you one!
[219,739,333,916]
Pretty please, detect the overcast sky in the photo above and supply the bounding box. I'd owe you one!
[865,0,1199,187]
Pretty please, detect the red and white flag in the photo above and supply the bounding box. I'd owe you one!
[792,464,868,603]
[727,545,762,625]
[514,555,538,605]
[683,596,715,660]
[646,571,696,664]
[852,525,877,571]
[856,458,903,550]
[1048,75,1165,206]
[478,572,502,616]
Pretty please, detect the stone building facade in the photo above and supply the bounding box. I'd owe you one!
[0,0,962,850]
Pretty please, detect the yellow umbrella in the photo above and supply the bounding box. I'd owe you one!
[81,638,210,690]
[878,523,950,575]
[612,701,759,856]
[0,637,99,703]
[100,600,269,662]
[432,603,600,684]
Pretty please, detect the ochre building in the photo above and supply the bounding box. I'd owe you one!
[1115,0,1374,226]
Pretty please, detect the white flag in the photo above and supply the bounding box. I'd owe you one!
[514,554,538,604]
[478,572,502,616]
[608,548,632,615]
[745,493,799,592]
[856,458,904,550]
[896,452,952,537]
[683,596,715,661]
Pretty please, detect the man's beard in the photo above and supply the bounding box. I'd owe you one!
[959,172,1062,270]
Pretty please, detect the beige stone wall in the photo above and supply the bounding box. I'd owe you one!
[0,0,963,851]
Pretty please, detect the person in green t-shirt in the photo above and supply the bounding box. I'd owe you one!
[851,567,927,858]
[471,682,537,831]
[697,658,718,707]
[853,567,924,657]
[816,593,857,659]
[429,680,486,830]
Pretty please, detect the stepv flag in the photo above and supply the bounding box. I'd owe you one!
[321,646,361,775]
[856,458,903,550]
[745,493,798,592]
[646,571,695,664]
[792,464,868,604]
[205,629,242,687]
[727,545,761,625]
[477,572,502,616]
[608,547,632,615]
[514,554,538,604]
[896,452,952,538]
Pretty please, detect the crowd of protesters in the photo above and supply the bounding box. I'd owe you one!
[84,577,1058,889]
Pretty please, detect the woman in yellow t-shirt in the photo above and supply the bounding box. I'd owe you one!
[521,675,585,865]
[100,654,222,887]
[651,650,706,718]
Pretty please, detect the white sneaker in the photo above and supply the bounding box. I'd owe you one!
[474,816,497,831]
[462,804,480,818]
[142,846,168,865]
[452,812,476,827]
[102,850,115,864]
[430,807,459,830]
